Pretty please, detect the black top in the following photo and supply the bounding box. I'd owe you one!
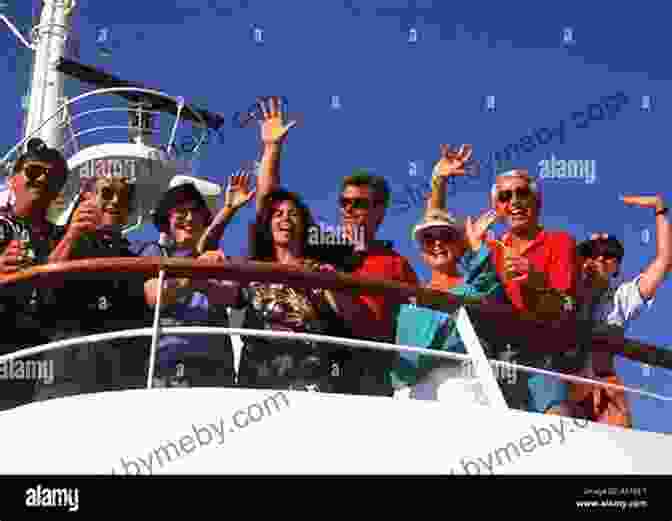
[49,233,149,333]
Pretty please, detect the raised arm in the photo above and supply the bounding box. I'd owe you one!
[621,194,672,299]
[255,96,297,214]
[197,173,256,254]
[426,144,472,211]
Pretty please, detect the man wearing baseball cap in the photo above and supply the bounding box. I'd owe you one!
[570,195,672,427]
[0,138,70,409]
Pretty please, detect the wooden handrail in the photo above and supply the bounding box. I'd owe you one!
[1,257,670,370]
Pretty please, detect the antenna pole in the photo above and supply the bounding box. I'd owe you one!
[24,0,75,150]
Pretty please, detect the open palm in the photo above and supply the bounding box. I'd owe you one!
[258,96,297,145]
[433,144,473,179]
[224,172,256,210]
[465,210,499,251]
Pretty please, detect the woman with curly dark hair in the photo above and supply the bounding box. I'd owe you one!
[236,187,372,392]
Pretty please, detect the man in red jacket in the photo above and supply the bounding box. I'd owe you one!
[487,169,580,416]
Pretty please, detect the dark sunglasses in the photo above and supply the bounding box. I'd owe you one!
[421,228,459,246]
[98,185,130,204]
[339,196,372,210]
[578,242,622,261]
[23,164,55,182]
[497,187,533,203]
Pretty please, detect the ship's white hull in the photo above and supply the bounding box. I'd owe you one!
[0,387,668,474]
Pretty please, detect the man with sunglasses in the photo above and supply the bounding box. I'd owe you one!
[33,171,150,400]
[487,169,581,417]
[253,96,418,396]
[568,195,671,427]
[0,138,71,409]
[335,171,419,396]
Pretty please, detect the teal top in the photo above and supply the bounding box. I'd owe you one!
[391,244,507,388]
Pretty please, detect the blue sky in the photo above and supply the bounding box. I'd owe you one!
[1,1,671,433]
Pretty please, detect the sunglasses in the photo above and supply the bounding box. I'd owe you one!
[496,187,533,204]
[578,243,621,261]
[421,229,459,247]
[339,196,372,210]
[97,185,130,203]
[22,163,63,185]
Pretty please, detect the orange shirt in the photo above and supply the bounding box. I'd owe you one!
[351,244,419,341]
[487,229,578,312]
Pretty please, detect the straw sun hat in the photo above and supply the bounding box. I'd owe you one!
[412,208,465,243]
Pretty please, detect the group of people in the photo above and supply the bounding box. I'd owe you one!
[0,96,669,430]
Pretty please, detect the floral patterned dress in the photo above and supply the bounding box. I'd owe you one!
[237,259,347,392]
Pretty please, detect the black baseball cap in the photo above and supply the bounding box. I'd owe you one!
[577,235,624,262]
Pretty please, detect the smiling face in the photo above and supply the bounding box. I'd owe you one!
[419,226,466,272]
[168,196,209,248]
[10,159,67,211]
[339,184,385,242]
[270,199,304,249]
[493,174,539,233]
[94,177,131,227]
[580,254,619,290]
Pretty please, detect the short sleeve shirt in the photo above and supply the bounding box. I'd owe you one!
[351,243,419,341]
[487,229,578,312]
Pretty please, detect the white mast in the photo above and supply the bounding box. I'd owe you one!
[23,0,75,150]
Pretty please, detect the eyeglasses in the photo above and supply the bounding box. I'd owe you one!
[170,205,205,220]
[496,187,533,203]
[339,196,372,210]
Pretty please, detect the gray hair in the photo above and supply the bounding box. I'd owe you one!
[490,169,539,206]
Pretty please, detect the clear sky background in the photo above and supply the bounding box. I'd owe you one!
[1,1,671,434]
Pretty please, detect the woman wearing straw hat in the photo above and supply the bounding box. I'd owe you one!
[392,145,514,404]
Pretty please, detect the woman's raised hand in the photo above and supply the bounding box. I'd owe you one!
[432,144,473,179]
[258,96,297,146]
[224,172,256,210]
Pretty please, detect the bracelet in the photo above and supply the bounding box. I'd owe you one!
[655,207,668,216]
